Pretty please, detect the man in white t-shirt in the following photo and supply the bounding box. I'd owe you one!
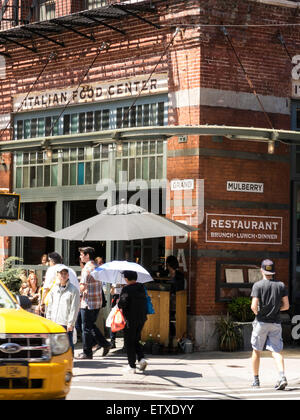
[40,252,79,313]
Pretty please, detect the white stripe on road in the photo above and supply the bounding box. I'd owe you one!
[158,386,274,393]
[71,385,300,400]
[71,386,175,399]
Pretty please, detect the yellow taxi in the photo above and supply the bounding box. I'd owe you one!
[0,279,73,400]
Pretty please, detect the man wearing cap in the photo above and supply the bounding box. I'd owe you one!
[46,265,80,355]
[250,259,289,390]
[39,251,80,314]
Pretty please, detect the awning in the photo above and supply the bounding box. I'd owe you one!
[0,125,299,153]
[0,1,159,55]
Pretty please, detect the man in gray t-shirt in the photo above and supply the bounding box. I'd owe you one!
[250,259,289,390]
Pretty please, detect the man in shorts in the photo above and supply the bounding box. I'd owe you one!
[251,259,289,390]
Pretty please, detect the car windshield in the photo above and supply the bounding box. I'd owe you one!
[0,283,16,309]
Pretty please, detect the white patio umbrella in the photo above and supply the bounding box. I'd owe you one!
[0,219,53,237]
[49,203,197,241]
[92,260,153,285]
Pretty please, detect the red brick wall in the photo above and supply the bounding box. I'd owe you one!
[0,0,297,317]
[165,0,294,315]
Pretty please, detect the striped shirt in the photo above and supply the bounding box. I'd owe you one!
[80,260,102,310]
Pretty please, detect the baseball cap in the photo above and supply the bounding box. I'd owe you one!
[56,264,69,273]
[261,259,275,275]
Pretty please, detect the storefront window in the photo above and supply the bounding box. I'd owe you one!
[215,261,261,302]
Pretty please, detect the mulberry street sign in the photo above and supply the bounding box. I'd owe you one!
[206,213,283,245]
[226,181,264,193]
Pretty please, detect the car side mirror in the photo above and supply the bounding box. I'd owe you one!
[16,295,32,310]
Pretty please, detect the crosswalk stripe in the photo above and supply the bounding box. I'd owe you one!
[71,385,300,400]
[71,386,174,399]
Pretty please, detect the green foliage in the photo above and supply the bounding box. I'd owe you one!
[0,257,24,294]
[227,297,255,323]
[215,315,242,352]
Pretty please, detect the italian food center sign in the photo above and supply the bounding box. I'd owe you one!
[13,74,168,112]
[206,213,283,245]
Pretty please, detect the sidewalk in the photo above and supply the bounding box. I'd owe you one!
[72,339,300,391]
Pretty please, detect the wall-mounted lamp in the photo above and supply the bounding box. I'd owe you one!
[268,140,275,154]
[116,140,123,153]
[43,148,52,160]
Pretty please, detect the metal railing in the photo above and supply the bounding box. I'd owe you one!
[0,0,152,31]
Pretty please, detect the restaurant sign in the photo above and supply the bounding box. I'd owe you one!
[206,213,283,244]
[13,73,168,112]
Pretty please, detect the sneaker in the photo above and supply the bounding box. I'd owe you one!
[123,365,136,374]
[275,376,288,391]
[92,345,101,354]
[102,345,111,357]
[75,353,93,360]
[252,378,260,388]
[138,358,148,371]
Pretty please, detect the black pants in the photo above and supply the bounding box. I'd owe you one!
[81,308,110,357]
[123,320,145,368]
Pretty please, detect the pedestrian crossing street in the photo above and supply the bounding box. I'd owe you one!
[71,383,300,400]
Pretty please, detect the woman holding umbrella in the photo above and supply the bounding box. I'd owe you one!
[118,270,148,374]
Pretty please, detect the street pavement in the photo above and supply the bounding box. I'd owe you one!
[68,339,300,400]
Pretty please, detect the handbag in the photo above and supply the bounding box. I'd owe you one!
[106,305,118,328]
[144,287,155,315]
[111,307,126,332]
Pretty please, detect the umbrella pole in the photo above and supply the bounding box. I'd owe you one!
[82,228,90,242]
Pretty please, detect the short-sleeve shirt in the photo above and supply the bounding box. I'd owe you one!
[80,261,102,310]
[251,279,288,323]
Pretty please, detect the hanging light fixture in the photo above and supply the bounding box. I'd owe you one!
[268,140,275,154]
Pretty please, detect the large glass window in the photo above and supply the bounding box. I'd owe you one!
[15,140,165,189]
[39,0,56,21]
[14,97,167,140]
[85,0,107,9]
[115,140,164,182]
[15,151,58,188]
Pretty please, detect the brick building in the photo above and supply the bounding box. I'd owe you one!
[0,0,300,349]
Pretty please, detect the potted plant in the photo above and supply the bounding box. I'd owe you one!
[215,315,242,352]
[228,297,254,351]
[228,297,254,323]
[0,256,24,294]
